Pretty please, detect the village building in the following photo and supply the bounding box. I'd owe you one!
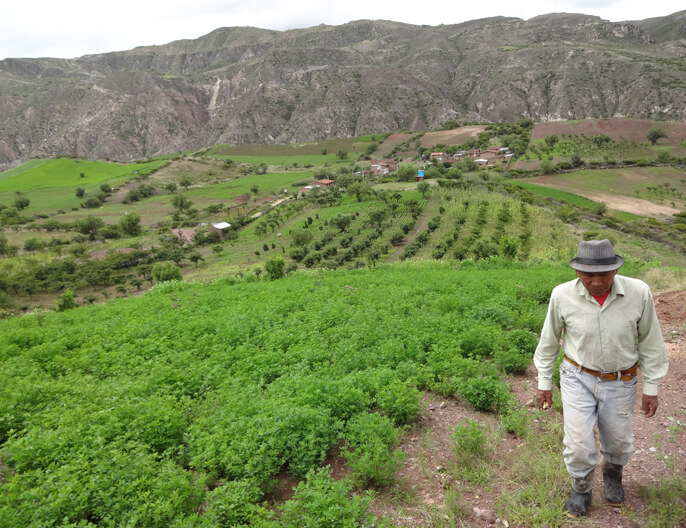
[210,222,231,240]
[369,159,398,177]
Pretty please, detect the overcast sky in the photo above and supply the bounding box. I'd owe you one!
[2,1,684,60]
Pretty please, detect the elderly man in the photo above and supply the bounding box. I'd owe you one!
[534,239,668,518]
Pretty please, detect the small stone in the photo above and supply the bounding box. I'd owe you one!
[429,405,436,411]
[649,447,657,452]
[474,508,496,523]
[502,520,510,528]
[439,401,447,409]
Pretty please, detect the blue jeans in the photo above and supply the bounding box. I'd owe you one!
[559,359,638,479]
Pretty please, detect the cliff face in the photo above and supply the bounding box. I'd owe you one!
[1,12,685,168]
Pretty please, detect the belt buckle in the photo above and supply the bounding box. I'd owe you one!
[601,371,621,381]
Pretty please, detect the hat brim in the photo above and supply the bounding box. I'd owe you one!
[569,255,624,273]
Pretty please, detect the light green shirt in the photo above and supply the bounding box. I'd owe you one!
[534,274,668,396]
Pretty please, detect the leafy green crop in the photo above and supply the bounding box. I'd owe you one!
[0,260,573,525]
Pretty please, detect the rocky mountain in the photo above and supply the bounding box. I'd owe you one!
[1,11,685,169]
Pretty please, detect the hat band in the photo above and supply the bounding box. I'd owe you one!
[574,256,618,265]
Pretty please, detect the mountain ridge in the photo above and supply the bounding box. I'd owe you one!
[1,12,685,170]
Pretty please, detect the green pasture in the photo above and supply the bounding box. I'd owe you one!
[0,159,166,193]
[508,181,597,208]
[187,171,312,200]
[0,159,168,215]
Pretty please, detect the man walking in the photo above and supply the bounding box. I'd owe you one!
[534,239,668,518]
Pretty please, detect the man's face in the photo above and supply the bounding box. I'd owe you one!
[575,270,617,296]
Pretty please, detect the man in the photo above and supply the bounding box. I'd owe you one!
[533,239,668,518]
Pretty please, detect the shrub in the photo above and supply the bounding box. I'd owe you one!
[500,401,529,437]
[343,413,406,489]
[494,347,530,375]
[151,262,183,283]
[55,289,77,311]
[265,256,285,280]
[389,230,404,246]
[375,380,422,426]
[459,376,507,412]
[279,467,376,527]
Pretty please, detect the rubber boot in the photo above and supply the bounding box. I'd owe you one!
[602,460,624,506]
[564,470,594,519]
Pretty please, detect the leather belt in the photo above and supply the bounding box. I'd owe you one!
[563,354,638,381]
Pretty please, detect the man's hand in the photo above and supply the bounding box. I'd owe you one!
[537,389,553,410]
[641,395,659,417]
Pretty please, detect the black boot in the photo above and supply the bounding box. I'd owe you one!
[602,461,624,506]
[564,489,592,519]
[564,470,594,519]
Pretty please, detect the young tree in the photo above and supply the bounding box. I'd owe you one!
[74,216,105,240]
[179,177,192,190]
[250,184,259,196]
[164,182,178,194]
[647,127,667,146]
[13,196,30,210]
[118,213,142,236]
[417,182,430,198]
[56,289,77,311]
[76,187,85,198]
[544,135,559,148]
[330,213,353,233]
[171,194,193,213]
[265,256,285,280]
[188,252,204,267]
[347,183,371,202]
[23,238,43,253]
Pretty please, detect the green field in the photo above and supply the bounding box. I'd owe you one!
[0,159,166,193]
[0,260,576,526]
[507,181,597,208]
[0,159,168,214]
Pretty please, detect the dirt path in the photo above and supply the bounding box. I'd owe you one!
[370,289,686,527]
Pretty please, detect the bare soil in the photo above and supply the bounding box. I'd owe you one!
[532,119,686,148]
[520,174,682,217]
[421,127,487,147]
[368,289,686,527]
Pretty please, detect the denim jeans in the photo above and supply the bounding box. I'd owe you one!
[559,358,638,479]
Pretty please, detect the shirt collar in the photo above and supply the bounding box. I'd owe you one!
[574,275,625,301]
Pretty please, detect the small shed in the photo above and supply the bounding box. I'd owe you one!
[210,222,232,240]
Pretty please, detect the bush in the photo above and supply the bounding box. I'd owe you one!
[265,257,285,280]
[151,262,183,283]
[55,289,77,311]
[459,376,507,412]
[494,347,530,375]
[279,467,376,527]
[343,413,406,489]
[375,380,422,426]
